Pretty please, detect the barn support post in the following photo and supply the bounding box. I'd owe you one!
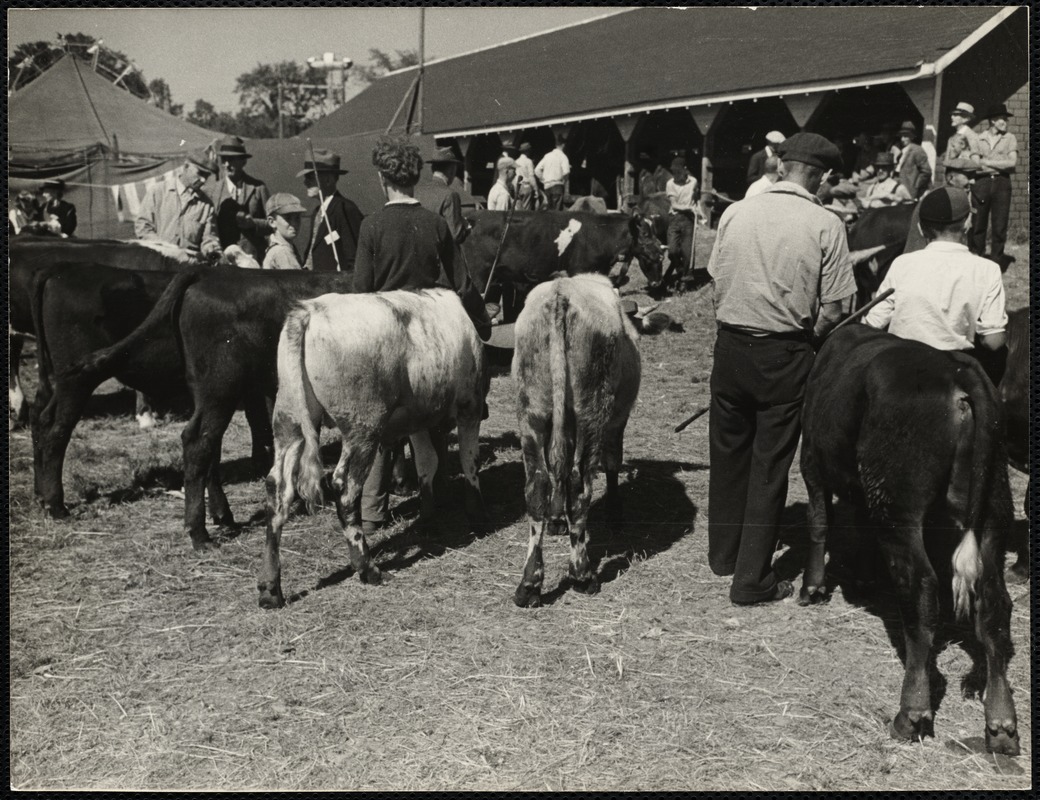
[782,91,827,131]
[902,75,942,181]
[455,135,475,196]
[613,115,640,208]
[689,105,721,195]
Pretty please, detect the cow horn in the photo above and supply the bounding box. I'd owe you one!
[848,244,888,265]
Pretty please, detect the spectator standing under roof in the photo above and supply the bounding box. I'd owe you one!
[665,156,698,286]
[863,153,912,208]
[513,142,537,210]
[535,135,570,210]
[209,135,271,259]
[135,152,221,258]
[746,130,785,186]
[38,179,77,236]
[415,146,470,245]
[487,157,517,211]
[744,155,780,198]
[894,121,931,200]
[970,103,1018,271]
[945,101,982,161]
[299,149,364,274]
[262,193,307,270]
[706,131,855,606]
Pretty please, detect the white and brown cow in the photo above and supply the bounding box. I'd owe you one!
[512,274,641,608]
[258,288,489,609]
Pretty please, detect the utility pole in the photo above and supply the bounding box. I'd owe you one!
[306,52,353,113]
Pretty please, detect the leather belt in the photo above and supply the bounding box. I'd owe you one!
[719,323,810,342]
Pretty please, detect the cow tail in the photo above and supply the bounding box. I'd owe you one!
[950,366,1002,623]
[276,308,324,512]
[29,267,61,396]
[548,290,570,523]
[62,271,198,381]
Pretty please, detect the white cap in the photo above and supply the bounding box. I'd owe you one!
[765,130,786,145]
[496,156,516,172]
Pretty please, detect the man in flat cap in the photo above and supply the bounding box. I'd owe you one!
[299,149,364,273]
[971,103,1018,270]
[38,179,77,236]
[209,135,271,258]
[415,146,470,245]
[135,152,221,258]
[747,130,785,186]
[865,186,1007,384]
[706,131,856,606]
[262,193,307,270]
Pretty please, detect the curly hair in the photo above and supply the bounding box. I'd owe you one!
[372,136,423,188]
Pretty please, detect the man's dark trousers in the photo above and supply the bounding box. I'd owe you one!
[970,174,1012,260]
[708,328,814,603]
[666,211,695,283]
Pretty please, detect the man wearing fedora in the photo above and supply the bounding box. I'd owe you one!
[135,152,221,258]
[209,135,271,259]
[38,179,77,237]
[894,121,931,200]
[864,153,912,208]
[414,146,469,245]
[299,149,364,274]
[944,101,981,162]
[971,103,1018,270]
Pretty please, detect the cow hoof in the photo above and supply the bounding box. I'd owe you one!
[258,589,285,610]
[136,412,158,430]
[359,566,382,586]
[798,584,829,606]
[571,575,600,595]
[985,723,1020,756]
[514,585,542,608]
[890,709,934,743]
[190,534,220,552]
[45,503,71,520]
[1007,559,1028,584]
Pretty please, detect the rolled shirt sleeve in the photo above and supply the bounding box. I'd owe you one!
[819,218,857,304]
[976,267,1008,337]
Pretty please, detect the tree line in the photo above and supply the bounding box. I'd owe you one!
[9,34,419,139]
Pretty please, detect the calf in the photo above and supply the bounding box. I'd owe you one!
[258,288,488,608]
[512,274,641,607]
[800,324,1019,755]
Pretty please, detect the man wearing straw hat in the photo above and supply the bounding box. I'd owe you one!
[209,135,271,258]
[135,151,221,258]
[299,149,364,273]
[944,101,982,162]
[415,145,469,245]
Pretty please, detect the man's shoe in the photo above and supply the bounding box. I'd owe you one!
[731,580,794,606]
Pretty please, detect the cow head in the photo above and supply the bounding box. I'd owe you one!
[627,213,666,287]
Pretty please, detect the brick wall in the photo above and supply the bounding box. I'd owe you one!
[974,84,1029,241]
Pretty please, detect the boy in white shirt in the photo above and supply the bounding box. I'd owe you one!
[864,186,1007,383]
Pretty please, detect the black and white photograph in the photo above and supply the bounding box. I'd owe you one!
[7,4,1031,790]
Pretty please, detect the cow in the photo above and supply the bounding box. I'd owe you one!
[1000,308,1029,580]
[511,274,641,608]
[63,268,356,549]
[257,288,488,608]
[461,209,665,318]
[845,204,916,306]
[799,323,1019,756]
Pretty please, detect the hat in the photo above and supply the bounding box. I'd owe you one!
[265,192,307,217]
[216,135,251,159]
[186,151,217,176]
[296,149,348,178]
[41,178,65,192]
[986,103,1013,119]
[670,156,687,171]
[519,142,533,153]
[898,121,918,137]
[775,132,843,171]
[496,156,516,171]
[919,186,971,225]
[873,152,896,168]
[951,101,975,118]
[426,146,462,164]
[765,130,786,145]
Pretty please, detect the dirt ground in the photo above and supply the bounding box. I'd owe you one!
[8,232,1032,790]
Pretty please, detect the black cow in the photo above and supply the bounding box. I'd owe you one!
[462,210,664,315]
[845,204,916,306]
[799,324,1019,755]
[62,269,356,550]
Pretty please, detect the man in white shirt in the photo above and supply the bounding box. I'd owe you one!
[745,155,779,198]
[534,136,570,210]
[864,186,1007,384]
[487,157,516,211]
[664,156,698,287]
[513,142,537,210]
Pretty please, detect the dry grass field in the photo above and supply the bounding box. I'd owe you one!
[8,231,1032,790]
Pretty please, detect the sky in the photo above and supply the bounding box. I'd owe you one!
[7,7,623,112]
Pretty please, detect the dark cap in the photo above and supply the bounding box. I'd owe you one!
[919,186,971,225]
[296,149,348,178]
[897,121,917,137]
[186,151,217,176]
[670,156,687,171]
[986,103,1013,120]
[216,135,251,159]
[874,152,896,168]
[775,132,843,172]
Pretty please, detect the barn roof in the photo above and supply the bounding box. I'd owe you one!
[9,54,218,157]
[308,6,1020,139]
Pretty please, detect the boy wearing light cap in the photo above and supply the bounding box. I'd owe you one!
[262,193,307,270]
[864,186,1007,382]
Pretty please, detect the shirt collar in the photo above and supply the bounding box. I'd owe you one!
[924,240,970,253]
[765,180,823,205]
[268,231,293,249]
[385,197,420,206]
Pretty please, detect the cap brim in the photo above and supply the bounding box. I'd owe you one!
[484,322,516,349]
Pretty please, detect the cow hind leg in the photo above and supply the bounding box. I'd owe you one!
[565,436,598,595]
[880,526,939,743]
[456,416,490,534]
[333,439,382,585]
[798,446,833,605]
[515,421,550,608]
[244,392,275,474]
[602,422,626,530]
[31,376,93,519]
[181,403,236,551]
[975,531,1020,755]
[257,439,305,609]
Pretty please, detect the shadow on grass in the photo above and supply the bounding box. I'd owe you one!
[535,457,702,607]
